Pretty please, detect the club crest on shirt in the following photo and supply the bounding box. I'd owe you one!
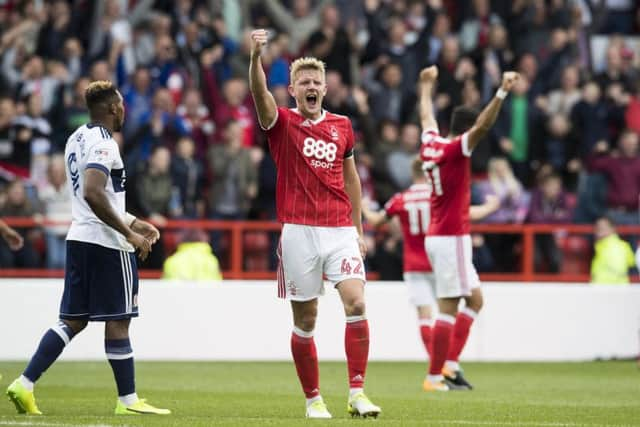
[330,125,339,141]
[287,280,297,296]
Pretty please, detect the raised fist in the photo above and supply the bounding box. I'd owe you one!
[420,66,438,83]
[501,71,520,92]
[250,29,268,57]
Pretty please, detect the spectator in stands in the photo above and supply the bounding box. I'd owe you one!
[35,0,72,61]
[528,173,574,273]
[0,97,18,181]
[261,0,329,54]
[177,88,215,161]
[364,62,411,124]
[494,75,542,183]
[127,88,188,167]
[306,4,354,85]
[537,65,582,117]
[591,216,635,284]
[38,155,71,269]
[60,77,90,148]
[171,136,205,219]
[12,92,52,187]
[459,0,503,53]
[570,81,612,157]
[129,146,174,268]
[387,123,420,190]
[543,114,580,188]
[0,179,39,268]
[162,229,222,281]
[478,157,530,224]
[370,120,400,203]
[588,130,640,225]
[207,120,257,254]
[477,157,530,272]
[122,67,154,139]
[207,120,257,222]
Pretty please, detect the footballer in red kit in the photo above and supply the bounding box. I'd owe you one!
[362,158,499,371]
[248,29,380,419]
[418,65,520,392]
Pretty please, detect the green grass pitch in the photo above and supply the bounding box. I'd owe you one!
[0,361,638,426]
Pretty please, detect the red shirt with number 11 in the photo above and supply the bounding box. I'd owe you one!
[419,129,472,236]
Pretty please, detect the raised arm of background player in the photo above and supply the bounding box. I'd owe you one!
[361,195,501,228]
[0,219,23,250]
[84,169,153,260]
[419,66,520,149]
[248,29,278,129]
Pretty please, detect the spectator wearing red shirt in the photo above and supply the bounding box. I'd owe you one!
[588,130,640,225]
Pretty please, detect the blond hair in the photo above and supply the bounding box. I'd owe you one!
[290,57,326,84]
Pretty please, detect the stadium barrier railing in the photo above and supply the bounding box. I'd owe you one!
[1,218,638,283]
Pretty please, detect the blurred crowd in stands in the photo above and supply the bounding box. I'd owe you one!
[0,0,639,278]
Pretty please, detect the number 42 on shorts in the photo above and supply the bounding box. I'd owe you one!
[341,257,363,275]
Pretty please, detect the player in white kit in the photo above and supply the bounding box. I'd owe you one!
[7,81,170,415]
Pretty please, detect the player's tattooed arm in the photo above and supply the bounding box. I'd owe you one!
[418,66,439,133]
[344,157,367,257]
[84,169,151,260]
[467,71,520,151]
[249,29,278,129]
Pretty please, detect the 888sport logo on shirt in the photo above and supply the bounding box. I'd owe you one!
[302,137,338,169]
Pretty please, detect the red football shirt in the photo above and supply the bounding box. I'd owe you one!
[419,129,472,236]
[265,107,355,226]
[384,184,433,272]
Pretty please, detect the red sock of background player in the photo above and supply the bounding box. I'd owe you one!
[345,315,369,396]
[418,318,434,359]
[445,307,478,372]
[427,313,455,382]
[291,327,320,405]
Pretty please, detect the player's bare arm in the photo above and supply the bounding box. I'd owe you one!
[84,168,151,260]
[467,71,520,150]
[361,200,389,228]
[0,219,24,250]
[419,66,439,132]
[469,194,500,221]
[249,29,277,129]
[344,157,367,257]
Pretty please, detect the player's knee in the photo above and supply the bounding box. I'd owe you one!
[466,291,484,312]
[296,313,317,332]
[345,298,366,317]
[63,319,88,334]
[105,319,131,339]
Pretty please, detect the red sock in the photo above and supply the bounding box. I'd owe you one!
[428,314,455,376]
[446,308,477,363]
[419,319,433,359]
[345,317,369,388]
[291,328,319,398]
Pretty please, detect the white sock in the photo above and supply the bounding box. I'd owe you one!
[19,375,34,392]
[306,395,322,407]
[349,387,363,398]
[445,360,460,372]
[119,392,139,406]
[427,374,443,383]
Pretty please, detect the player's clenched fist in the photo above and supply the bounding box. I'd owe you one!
[500,71,520,92]
[250,29,268,57]
[420,65,438,83]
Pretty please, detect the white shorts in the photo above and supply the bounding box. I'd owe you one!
[424,235,480,298]
[403,272,436,307]
[277,224,366,301]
